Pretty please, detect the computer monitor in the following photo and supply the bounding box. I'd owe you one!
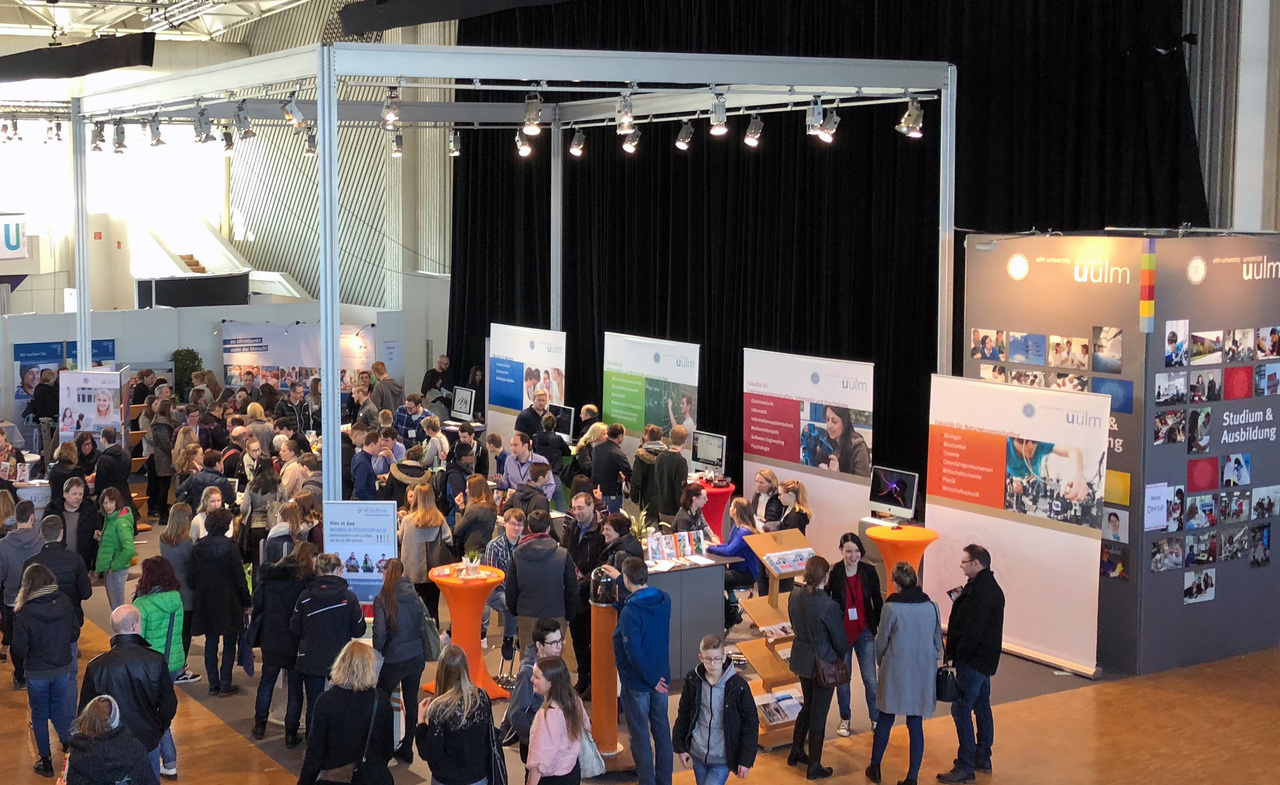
[450,386,475,421]
[548,404,574,441]
[868,466,919,520]
[690,430,726,472]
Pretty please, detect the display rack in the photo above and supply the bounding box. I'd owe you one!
[737,586,798,748]
[744,529,812,609]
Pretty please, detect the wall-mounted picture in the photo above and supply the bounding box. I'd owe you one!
[1224,366,1254,400]
[1050,373,1088,392]
[1003,436,1106,528]
[1256,326,1280,358]
[1221,453,1251,487]
[969,328,1005,361]
[1189,330,1223,365]
[979,364,1008,383]
[1103,508,1129,543]
[1220,526,1251,561]
[1186,407,1212,455]
[1006,332,1046,365]
[1185,531,1217,565]
[799,403,872,477]
[1216,490,1251,525]
[1100,542,1128,580]
[1188,370,1221,403]
[1165,320,1189,367]
[1154,372,1188,406]
[1150,537,1184,572]
[1091,326,1122,373]
[1252,486,1278,520]
[1226,329,1255,362]
[1152,409,1186,445]
[1165,485,1186,532]
[1048,335,1088,369]
[524,366,566,407]
[1183,493,1216,529]
[1008,369,1047,387]
[1090,377,1134,415]
[1254,363,1280,396]
[1183,568,1215,605]
[1250,524,1271,567]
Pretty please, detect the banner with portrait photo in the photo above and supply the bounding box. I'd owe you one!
[603,333,700,448]
[58,368,126,443]
[742,349,874,558]
[924,374,1109,675]
[487,323,567,440]
[220,322,375,396]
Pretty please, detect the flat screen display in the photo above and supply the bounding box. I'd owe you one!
[451,386,475,421]
[691,430,726,471]
[548,403,574,440]
[868,466,919,519]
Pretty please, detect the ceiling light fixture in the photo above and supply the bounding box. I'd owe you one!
[303,126,317,156]
[8,117,20,142]
[90,122,105,152]
[382,87,400,129]
[391,131,403,158]
[234,100,255,139]
[569,130,585,157]
[222,129,235,156]
[282,91,305,129]
[709,94,728,136]
[615,95,634,135]
[112,120,127,154]
[148,114,164,146]
[675,121,694,150]
[818,111,840,143]
[194,106,215,143]
[515,130,532,157]
[523,93,543,135]
[806,96,824,135]
[622,127,640,154]
[896,97,923,138]
[743,114,763,147]
[447,130,461,158]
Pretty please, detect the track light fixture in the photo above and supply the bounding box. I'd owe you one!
[569,130,585,157]
[391,131,403,158]
[222,129,235,156]
[303,126,317,156]
[448,130,461,158]
[615,95,634,135]
[381,87,401,130]
[709,94,728,136]
[282,91,305,129]
[743,114,763,147]
[622,127,640,154]
[45,121,62,144]
[805,96,824,135]
[523,93,543,136]
[515,130,532,157]
[8,117,20,142]
[675,121,694,151]
[234,100,255,139]
[112,120,127,154]
[148,114,164,147]
[896,97,923,138]
[90,122,105,152]
[194,107,215,143]
[818,111,840,143]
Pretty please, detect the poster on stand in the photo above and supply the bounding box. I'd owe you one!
[64,340,117,371]
[742,349,874,558]
[321,501,399,602]
[14,341,64,408]
[58,368,126,442]
[487,323,567,439]
[603,333,700,445]
[220,322,375,395]
[923,374,1109,675]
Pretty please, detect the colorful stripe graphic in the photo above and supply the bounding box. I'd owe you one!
[1139,238,1156,333]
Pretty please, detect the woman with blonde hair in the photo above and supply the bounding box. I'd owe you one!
[454,473,500,556]
[778,479,811,535]
[202,369,224,404]
[244,402,274,459]
[563,421,608,486]
[416,644,499,785]
[400,484,452,623]
[0,489,16,529]
[263,499,311,566]
[526,655,590,785]
[159,503,200,682]
[188,485,226,542]
[46,440,85,511]
[172,426,200,485]
[750,468,784,526]
[66,696,155,785]
[373,558,429,763]
[298,641,394,785]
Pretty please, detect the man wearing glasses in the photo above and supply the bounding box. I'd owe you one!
[937,545,1005,784]
[501,617,565,763]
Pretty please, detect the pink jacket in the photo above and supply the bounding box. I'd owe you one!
[527,701,591,776]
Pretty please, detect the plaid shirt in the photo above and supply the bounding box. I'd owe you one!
[392,405,427,446]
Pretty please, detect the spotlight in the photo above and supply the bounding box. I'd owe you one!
[112,120,127,154]
[896,97,923,138]
[382,87,400,129]
[303,126,317,156]
[806,96,824,135]
[622,127,640,154]
[90,122,105,152]
[1,122,10,142]
[709,94,728,136]
[615,95,634,135]
[447,130,461,157]
[515,131,532,157]
[194,107,215,143]
[148,114,165,147]
[53,121,62,142]
[523,93,542,135]
[675,121,694,150]
[234,100,255,139]
[743,114,763,147]
[8,117,20,142]
[391,131,403,158]
[818,111,840,143]
[569,130,585,157]
[222,129,235,156]
[282,91,305,129]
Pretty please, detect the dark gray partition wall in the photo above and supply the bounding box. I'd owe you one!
[960,233,1279,675]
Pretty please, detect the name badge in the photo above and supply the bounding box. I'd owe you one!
[848,607,858,621]
[408,429,417,438]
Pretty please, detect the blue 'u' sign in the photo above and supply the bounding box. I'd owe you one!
[3,222,20,251]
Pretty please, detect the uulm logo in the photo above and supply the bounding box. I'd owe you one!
[1243,257,1280,280]
[1074,258,1130,284]
[1066,410,1102,428]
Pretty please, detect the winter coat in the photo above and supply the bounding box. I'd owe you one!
[13,589,80,680]
[629,442,666,519]
[150,419,177,477]
[600,533,644,574]
[188,533,251,637]
[401,519,452,584]
[290,574,367,676]
[251,560,307,669]
[299,686,395,785]
[262,522,313,568]
[370,376,406,414]
[749,491,784,525]
[25,541,93,625]
[944,568,1005,676]
[788,587,849,680]
[505,533,579,621]
[134,589,186,674]
[503,481,551,518]
[415,689,495,785]
[533,430,569,470]
[66,725,159,785]
[454,503,498,557]
[0,525,46,605]
[46,459,85,509]
[875,585,943,717]
[30,381,60,420]
[159,538,194,611]
[707,523,760,581]
[95,509,136,575]
[560,519,607,602]
[351,449,378,501]
[382,461,429,508]
[43,497,103,575]
[274,397,314,434]
[246,420,274,458]
[176,467,236,510]
[591,439,632,497]
[94,444,134,509]
[614,584,672,691]
[827,557,884,634]
[653,450,689,517]
[79,633,178,752]
[503,643,544,743]
[672,660,758,769]
[373,576,427,666]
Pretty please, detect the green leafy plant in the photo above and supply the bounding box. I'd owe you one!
[465,549,483,563]
[170,348,203,402]
[630,508,650,540]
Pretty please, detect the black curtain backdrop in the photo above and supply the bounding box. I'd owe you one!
[448,0,1209,491]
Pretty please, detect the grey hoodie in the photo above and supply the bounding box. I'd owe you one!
[371,376,405,414]
[690,661,736,765]
[0,526,47,605]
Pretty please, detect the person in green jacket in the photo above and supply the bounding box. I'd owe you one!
[133,555,186,779]
[95,488,136,611]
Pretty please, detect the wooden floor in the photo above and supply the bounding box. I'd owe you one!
[4,622,1278,785]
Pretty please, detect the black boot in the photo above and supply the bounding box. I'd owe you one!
[806,763,833,780]
[896,778,918,785]
[284,732,303,750]
[394,740,413,764]
[787,749,809,767]
[252,719,266,740]
[865,764,882,783]
[33,757,55,778]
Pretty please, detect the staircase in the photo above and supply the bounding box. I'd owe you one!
[178,254,207,274]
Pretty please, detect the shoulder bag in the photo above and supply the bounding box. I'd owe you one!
[578,703,607,779]
[797,592,850,689]
[417,594,442,662]
[934,603,959,702]
[317,692,380,784]
[424,524,458,569]
[486,697,510,785]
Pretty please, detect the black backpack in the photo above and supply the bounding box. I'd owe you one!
[431,468,455,516]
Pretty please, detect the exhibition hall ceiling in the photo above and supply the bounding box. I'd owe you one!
[0,0,319,42]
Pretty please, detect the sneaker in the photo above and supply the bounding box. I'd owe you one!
[837,719,852,737]
[33,757,55,778]
[160,764,178,780]
[393,741,413,765]
[936,769,975,784]
[174,671,202,684]
[13,676,27,691]
[208,685,221,696]
[252,719,266,740]
[501,636,515,661]
[217,684,240,697]
[480,638,489,651]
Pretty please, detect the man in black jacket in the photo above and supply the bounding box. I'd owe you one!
[937,544,1005,784]
[25,516,92,627]
[94,428,134,513]
[576,404,600,440]
[176,450,237,511]
[561,492,606,696]
[514,389,550,443]
[44,477,103,574]
[673,634,758,781]
[290,552,367,731]
[275,383,314,440]
[505,510,579,661]
[653,426,690,525]
[592,423,633,514]
[79,605,179,778]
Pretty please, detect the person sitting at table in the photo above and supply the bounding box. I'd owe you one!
[777,480,811,535]
[708,498,764,596]
[673,484,721,545]
[750,469,784,527]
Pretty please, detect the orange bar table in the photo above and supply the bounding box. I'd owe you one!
[698,480,736,541]
[590,602,624,756]
[864,525,939,594]
[427,564,509,699]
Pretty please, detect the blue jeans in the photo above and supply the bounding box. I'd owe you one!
[27,671,76,757]
[551,483,567,512]
[836,628,879,725]
[603,494,624,514]
[205,633,236,691]
[255,664,304,732]
[105,569,129,610]
[148,745,162,781]
[951,661,993,772]
[480,589,518,639]
[691,760,730,785]
[871,713,923,780]
[157,668,182,770]
[303,674,327,732]
[621,687,672,785]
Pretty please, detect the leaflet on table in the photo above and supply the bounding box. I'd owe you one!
[761,547,815,575]
[755,688,804,725]
[759,622,794,639]
[646,531,706,560]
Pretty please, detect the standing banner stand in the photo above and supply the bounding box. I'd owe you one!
[486,323,567,444]
[221,322,375,398]
[320,501,398,603]
[57,367,127,444]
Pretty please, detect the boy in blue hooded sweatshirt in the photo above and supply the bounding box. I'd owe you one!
[613,556,673,785]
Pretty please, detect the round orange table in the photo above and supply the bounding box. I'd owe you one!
[427,564,509,699]
[864,525,939,594]
[698,480,736,541]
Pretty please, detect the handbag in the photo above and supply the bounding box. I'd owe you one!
[933,604,959,702]
[317,692,380,784]
[577,717,607,779]
[417,595,442,662]
[424,525,458,569]
[486,706,510,785]
[797,593,851,689]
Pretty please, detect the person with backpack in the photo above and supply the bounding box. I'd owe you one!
[132,557,186,779]
[533,413,570,510]
[251,541,317,748]
[503,463,553,518]
[291,552,368,731]
[437,443,475,526]
[505,510,579,663]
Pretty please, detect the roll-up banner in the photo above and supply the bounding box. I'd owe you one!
[321,501,399,603]
[220,322,376,394]
[742,349,874,559]
[58,368,126,443]
[603,332,700,449]
[487,323,567,440]
[923,374,1110,675]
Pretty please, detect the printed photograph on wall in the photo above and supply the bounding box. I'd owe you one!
[1048,335,1089,369]
[1220,527,1250,561]
[799,403,873,477]
[1249,524,1271,567]
[1100,542,1128,580]
[1216,490,1251,525]
[1154,372,1188,406]
[1006,332,1046,365]
[1185,531,1217,565]
[1091,326,1122,374]
[1183,567,1215,605]
[1188,370,1221,403]
[1003,435,1106,528]
[1226,328,1255,362]
[1165,319,1189,367]
[1252,485,1278,520]
[968,328,1006,361]
[1150,537,1184,572]
[1008,369,1047,387]
[1256,326,1280,358]
[645,380,698,438]
[979,364,1008,383]
[1221,453,1251,487]
[1050,373,1088,392]
[1186,407,1212,455]
[1254,363,1280,396]
[1152,409,1186,446]
[1165,485,1186,532]
[1183,494,1215,529]
[1103,507,1129,543]
[1189,330,1223,365]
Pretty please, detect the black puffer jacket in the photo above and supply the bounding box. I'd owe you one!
[25,542,93,625]
[290,574,367,676]
[79,634,178,752]
[66,724,159,785]
[94,444,134,511]
[45,459,85,510]
[189,534,251,637]
[42,498,103,574]
[176,467,236,511]
[13,589,80,679]
[672,660,759,770]
[251,561,307,669]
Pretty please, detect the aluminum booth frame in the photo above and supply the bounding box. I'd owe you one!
[72,42,958,498]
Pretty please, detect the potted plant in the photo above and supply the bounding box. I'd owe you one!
[462,549,483,577]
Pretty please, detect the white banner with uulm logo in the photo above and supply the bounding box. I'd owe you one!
[1,214,27,261]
